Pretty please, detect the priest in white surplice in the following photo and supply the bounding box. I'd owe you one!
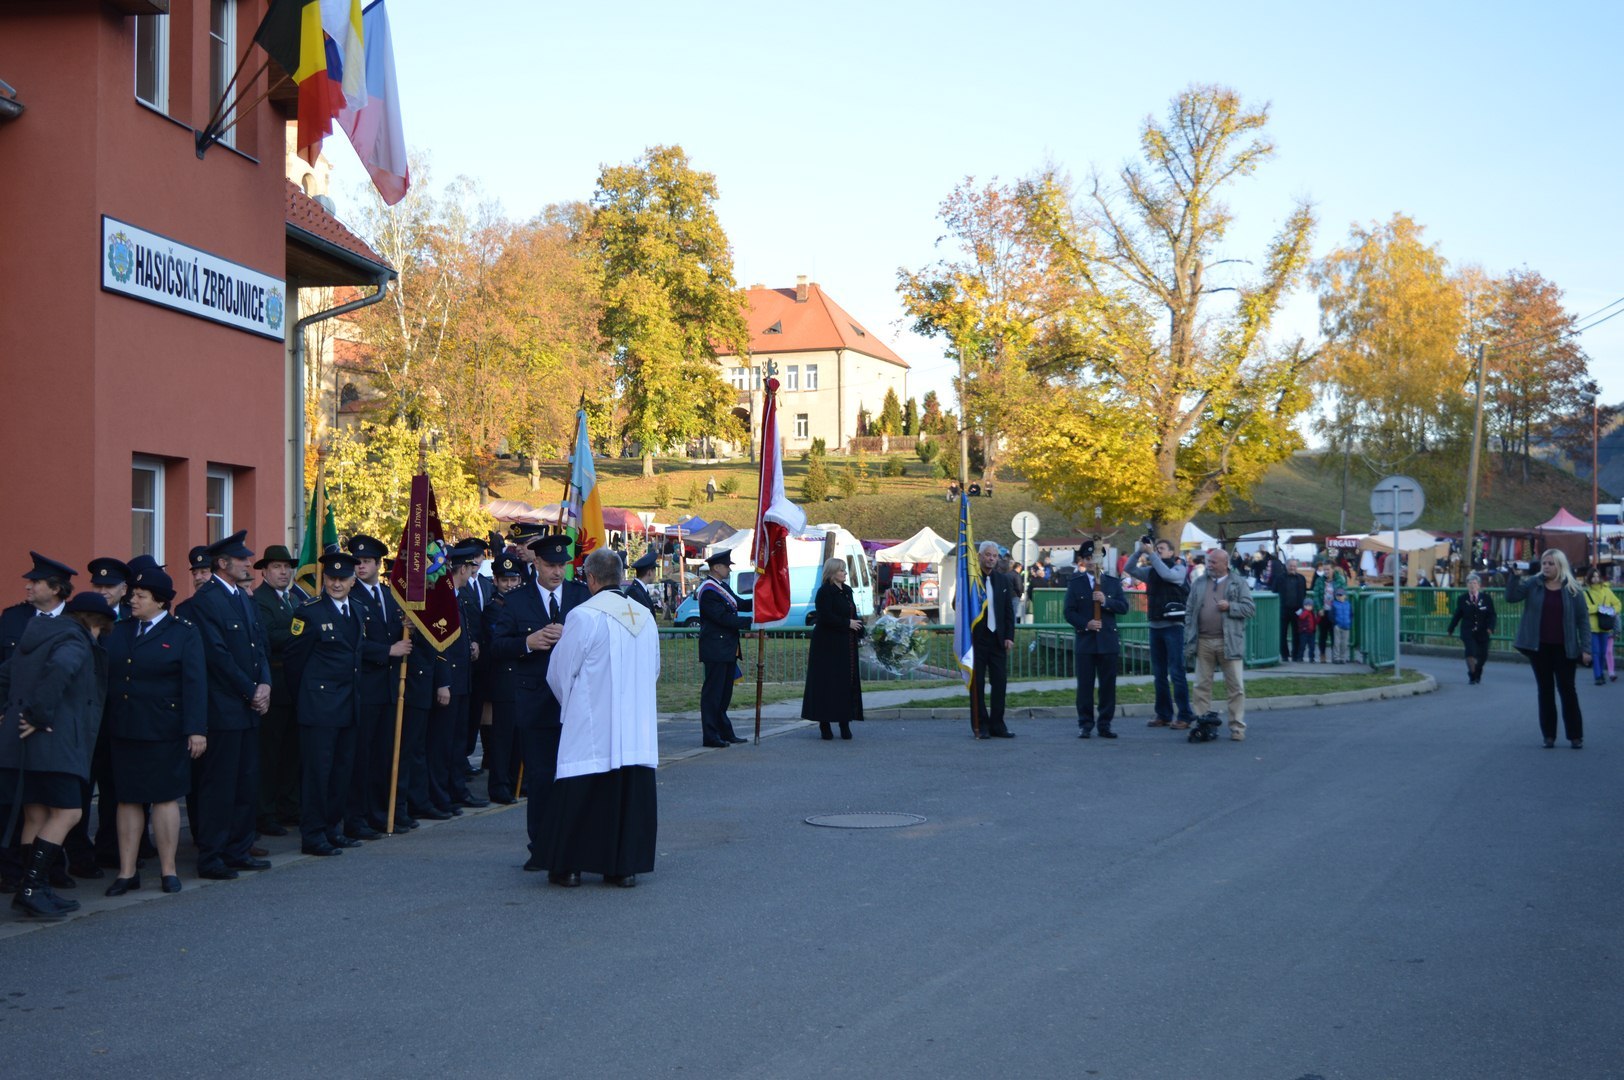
[539,548,660,888]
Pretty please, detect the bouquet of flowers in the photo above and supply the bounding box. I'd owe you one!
[864,613,928,676]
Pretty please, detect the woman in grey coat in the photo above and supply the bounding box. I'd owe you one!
[1505,550,1591,748]
[0,592,113,918]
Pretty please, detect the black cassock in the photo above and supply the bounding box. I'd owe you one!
[800,582,865,725]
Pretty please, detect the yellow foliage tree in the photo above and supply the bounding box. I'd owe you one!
[324,419,493,546]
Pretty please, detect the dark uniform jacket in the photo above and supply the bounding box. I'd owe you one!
[698,578,751,663]
[0,601,41,665]
[973,570,1017,647]
[253,582,310,708]
[1063,569,1131,653]
[352,578,403,707]
[187,578,272,732]
[102,613,207,742]
[437,583,481,696]
[1447,591,1497,641]
[285,595,363,729]
[0,616,105,779]
[484,590,518,705]
[625,578,657,615]
[488,578,588,729]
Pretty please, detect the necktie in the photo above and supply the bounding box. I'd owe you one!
[337,603,348,619]
[137,621,150,639]
[548,592,560,623]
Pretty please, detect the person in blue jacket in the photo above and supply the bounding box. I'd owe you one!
[102,567,206,896]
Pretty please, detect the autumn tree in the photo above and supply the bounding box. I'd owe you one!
[920,390,944,433]
[590,145,748,476]
[877,387,904,435]
[325,419,492,543]
[1312,214,1470,504]
[1013,86,1317,535]
[1484,268,1596,480]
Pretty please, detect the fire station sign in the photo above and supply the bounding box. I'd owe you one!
[101,215,286,340]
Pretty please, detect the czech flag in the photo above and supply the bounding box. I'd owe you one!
[255,0,365,164]
[567,409,605,578]
[337,0,409,205]
[751,376,806,625]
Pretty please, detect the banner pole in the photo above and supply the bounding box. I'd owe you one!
[754,629,765,744]
[384,625,409,833]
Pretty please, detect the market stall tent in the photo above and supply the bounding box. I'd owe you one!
[874,527,953,565]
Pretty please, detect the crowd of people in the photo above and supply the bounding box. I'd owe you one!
[0,523,663,919]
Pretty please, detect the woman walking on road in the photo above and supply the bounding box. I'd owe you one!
[1581,566,1618,686]
[1446,573,1497,685]
[801,559,865,741]
[1505,550,1591,748]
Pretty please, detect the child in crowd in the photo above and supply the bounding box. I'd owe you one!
[1331,588,1353,663]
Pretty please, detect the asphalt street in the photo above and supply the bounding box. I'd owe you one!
[3,652,1620,1079]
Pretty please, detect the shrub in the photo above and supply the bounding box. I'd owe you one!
[916,438,939,463]
[719,475,740,496]
[884,455,907,478]
[854,449,870,480]
[810,436,827,457]
[801,454,831,502]
[836,467,859,498]
[653,476,671,509]
[936,457,955,479]
[686,480,704,508]
[867,476,881,495]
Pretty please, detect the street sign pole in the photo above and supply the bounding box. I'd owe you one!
[1370,475,1424,681]
[1393,487,1402,679]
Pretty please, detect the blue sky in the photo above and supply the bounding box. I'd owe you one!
[325,0,1624,412]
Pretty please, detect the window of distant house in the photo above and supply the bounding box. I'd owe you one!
[805,364,818,391]
[205,467,234,545]
[786,365,799,391]
[132,457,164,562]
[339,382,360,409]
[208,1,237,146]
[752,366,762,391]
[795,414,809,440]
[134,13,169,111]
[729,367,747,391]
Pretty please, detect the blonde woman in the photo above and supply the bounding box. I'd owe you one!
[1581,566,1619,686]
[800,558,864,740]
[1505,550,1592,748]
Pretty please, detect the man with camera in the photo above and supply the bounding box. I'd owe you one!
[1063,541,1130,739]
[1128,535,1197,731]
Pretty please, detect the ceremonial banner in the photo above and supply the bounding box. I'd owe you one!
[751,376,806,624]
[953,493,986,685]
[566,408,606,577]
[388,472,461,651]
[294,458,338,597]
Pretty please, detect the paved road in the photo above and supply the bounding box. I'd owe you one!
[3,653,1620,1079]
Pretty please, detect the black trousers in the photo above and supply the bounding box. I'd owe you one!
[401,704,433,817]
[192,727,258,865]
[427,692,470,809]
[485,699,519,799]
[970,629,1010,735]
[700,662,739,745]
[1075,648,1119,731]
[1529,643,1583,742]
[463,677,488,759]
[347,701,389,832]
[299,724,357,848]
[520,723,562,858]
[258,702,301,824]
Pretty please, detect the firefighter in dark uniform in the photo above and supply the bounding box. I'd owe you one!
[458,535,496,779]
[482,553,526,803]
[697,549,752,748]
[65,556,133,877]
[346,534,411,838]
[398,551,453,827]
[285,551,365,856]
[251,545,308,837]
[626,550,660,614]
[427,541,488,812]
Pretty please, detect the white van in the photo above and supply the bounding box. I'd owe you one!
[673,524,873,628]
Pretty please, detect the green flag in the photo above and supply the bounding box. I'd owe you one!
[295,458,338,597]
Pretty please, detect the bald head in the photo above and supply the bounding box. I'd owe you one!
[1207,549,1230,576]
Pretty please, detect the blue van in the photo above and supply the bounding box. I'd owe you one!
[672,526,873,629]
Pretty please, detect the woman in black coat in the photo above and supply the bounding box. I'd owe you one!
[102,568,207,896]
[0,592,113,919]
[1446,572,1497,685]
[801,559,865,740]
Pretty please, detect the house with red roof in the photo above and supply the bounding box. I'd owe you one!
[718,277,910,455]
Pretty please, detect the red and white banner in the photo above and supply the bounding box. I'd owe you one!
[751,376,806,624]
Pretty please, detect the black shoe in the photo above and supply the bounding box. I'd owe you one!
[702,740,728,748]
[198,861,239,880]
[489,791,516,805]
[1571,739,1584,749]
[547,871,581,887]
[523,858,546,872]
[455,795,490,809]
[349,825,383,841]
[301,843,342,857]
[605,874,637,888]
[225,856,271,871]
[839,722,852,740]
[394,817,420,831]
[819,723,834,741]
[161,875,182,894]
[465,766,483,778]
[446,806,464,817]
[417,808,453,821]
[328,836,363,849]
[990,730,1015,739]
[105,875,141,897]
[1097,729,1118,739]
[257,819,289,837]
[1596,678,1606,686]
[725,736,748,744]
[1543,738,1556,748]
[975,733,991,740]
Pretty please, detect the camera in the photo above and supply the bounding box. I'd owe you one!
[1140,533,1155,547]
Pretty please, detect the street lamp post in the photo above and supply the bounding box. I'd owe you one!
[1593,391,1600,568]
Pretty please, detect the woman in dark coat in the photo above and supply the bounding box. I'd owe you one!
[1446,572,1497,685]
[0,592,113,919]
[1505,550,1592,748]
[102,568,207,896]
[801,558,865,740]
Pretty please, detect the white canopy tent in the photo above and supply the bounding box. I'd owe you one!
[1181,522,1219,551]
[874,526,954,565]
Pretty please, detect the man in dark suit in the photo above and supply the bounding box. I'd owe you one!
[482,553,527,803]
[347,534,411,837]
[284,551,365,856]
[187,530,273,880]
[488,533,587,869]
[970,540,1017,739]
[458,536,496,778]
[428,541,488,812]
[1064,545,1131,738]
[696,550,751,748]
[626,550,659,614]
[252,544,308,837]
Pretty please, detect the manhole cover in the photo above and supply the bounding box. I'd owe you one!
[804,812,927,829]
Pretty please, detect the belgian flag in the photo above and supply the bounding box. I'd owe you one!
[254,0,361,163]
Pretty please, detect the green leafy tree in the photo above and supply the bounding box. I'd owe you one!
[916,438,940,463]
[884,455,907,477]
[877,388,904,435]
[836,467,859,498]
[325,419,491,544]
[920,391,944,434]
[801,453,830,502]
[903,396,919,436]
[591,145,748,476]
[653,476,671,509]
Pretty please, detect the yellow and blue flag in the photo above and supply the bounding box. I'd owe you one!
[953,493,987,686]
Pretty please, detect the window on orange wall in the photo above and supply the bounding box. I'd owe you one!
[134,13,169,112]
[206,467,234,545]
[208,0,238,146]
[133,457,165,561]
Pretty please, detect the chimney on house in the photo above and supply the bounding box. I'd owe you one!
[795,275,808,303]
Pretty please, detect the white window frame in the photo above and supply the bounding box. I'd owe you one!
[208,0,237,147]
[795,413,809,440]
[134,13,170,112]
[132,456,165,564]
[805,364,819,391]
[751,366,763,391]
[730,366,747,391]
[205,466,234,544]
[786,364,799,391]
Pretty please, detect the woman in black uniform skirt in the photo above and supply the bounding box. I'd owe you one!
[800,559,866,740]
[1446,573,1497,684]
[102,568,207,896]
[0,591,113,919]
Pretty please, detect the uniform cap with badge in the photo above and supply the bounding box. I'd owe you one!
[318,550,358,580]
[346,534,390,561]
[88,557,131,588]
[705,549,733,567]
[207,529,254,561]
[188,545,213,571]
[127,553,163,576]
[23,552,78,581]
[631,550,659,573]
[494,554,526,579]
[131,567,177,604]
[529,533,574,565]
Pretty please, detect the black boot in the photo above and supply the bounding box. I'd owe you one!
[839,721,852,741]
[819,723,833,741]
[12,840,75,919]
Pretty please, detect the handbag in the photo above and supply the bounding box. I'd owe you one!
[1598,603,1616,632]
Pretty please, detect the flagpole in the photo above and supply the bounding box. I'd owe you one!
[753,630,765,745]
[385,438,427,834]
